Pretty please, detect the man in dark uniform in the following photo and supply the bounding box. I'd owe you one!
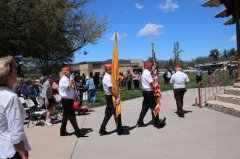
[137,62,166,128]
[99,64,130,135]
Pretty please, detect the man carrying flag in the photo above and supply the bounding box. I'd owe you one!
[99,34,130,136]
[137,62,166,128]
[137,44,166,128]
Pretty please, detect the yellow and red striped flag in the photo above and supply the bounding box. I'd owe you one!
[111,33,121,118]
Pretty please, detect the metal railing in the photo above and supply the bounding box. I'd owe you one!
[196,59,237,107]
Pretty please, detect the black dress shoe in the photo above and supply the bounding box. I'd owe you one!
[137,121,145,127]
[60,131,71,136]
[178,114,185,118]
[75,130,87,137]
[160,117,166,125]
[154,117,166,128]
[117,130,130,135]
[99,130,110,135]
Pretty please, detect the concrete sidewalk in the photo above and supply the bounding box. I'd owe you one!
[25,89,240,159]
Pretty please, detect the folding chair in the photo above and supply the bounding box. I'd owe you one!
[26,98,47,127]
[35,97,45,111]
[19,96,30,119]
[18,96,26,105]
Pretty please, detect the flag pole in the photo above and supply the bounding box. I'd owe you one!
[151,43,162,116]
[111,33,121,120]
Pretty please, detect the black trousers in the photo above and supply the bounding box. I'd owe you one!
[164,77,168,84]
[127,81,132,90]
[138,91,159,124]
[173,88,187,115]
[7,152,21,159]
[7,151,28,159]
[133,80,139,89]
[60,98,80,133]
[196,75,202,84]
[100,95,123,132]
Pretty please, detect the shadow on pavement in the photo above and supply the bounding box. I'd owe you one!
[174,110,193,115]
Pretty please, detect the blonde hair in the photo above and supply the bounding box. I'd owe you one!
[0,56,17,85]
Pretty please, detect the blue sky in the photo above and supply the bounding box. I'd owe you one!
[73,0,237,63]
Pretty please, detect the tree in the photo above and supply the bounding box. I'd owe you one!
[146,56,153,62]
[146,56,162,69]
[168,59,174,69]
[0,0,107,75]
[223,49,230,59]
[229,48,237,60]
[173,42,183,66]
[209,49,220,62]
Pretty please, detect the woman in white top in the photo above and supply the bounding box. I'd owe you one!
[0,56,30,159]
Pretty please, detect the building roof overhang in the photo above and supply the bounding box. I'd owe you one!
[202,0,240,25]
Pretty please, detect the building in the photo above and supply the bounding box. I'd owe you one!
[194,61,238,71]
[71,59,144,76]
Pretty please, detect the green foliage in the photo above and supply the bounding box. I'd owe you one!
[0,0,107,75]
[146,56,152,62]
[222,48,237,60]
[209,49,220,62]
[156,48,237,70]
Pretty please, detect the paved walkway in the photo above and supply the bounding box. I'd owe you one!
[25,89,240,159]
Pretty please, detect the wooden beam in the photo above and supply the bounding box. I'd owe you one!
[235,0,240,84]
[224,17,235,25]
[215,9,230,18]
[202,0,221,7]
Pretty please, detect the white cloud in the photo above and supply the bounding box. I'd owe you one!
[137,23,164,37]
[157,0,179,12]
[229,35,236,42]
[107,32,128,41]
[135,2,143,10]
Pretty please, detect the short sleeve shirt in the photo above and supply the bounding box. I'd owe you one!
[42,80,54,99]
[170,71,190,89]
[102,73,112,95]
[141,69,153,91]
[59,75,74,99]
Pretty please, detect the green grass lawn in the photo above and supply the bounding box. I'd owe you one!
[86,73,202,108]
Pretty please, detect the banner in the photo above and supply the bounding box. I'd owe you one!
[111,33,121,118]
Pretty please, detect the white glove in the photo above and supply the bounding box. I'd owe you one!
[70,73,75,80]
[116,98,120,105]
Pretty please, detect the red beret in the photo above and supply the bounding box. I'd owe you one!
[104,63,112,68]
[144,62,153,67]
[62,66,71,72]
[175,65,182,69]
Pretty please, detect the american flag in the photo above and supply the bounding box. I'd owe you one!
[151,44,161,117]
